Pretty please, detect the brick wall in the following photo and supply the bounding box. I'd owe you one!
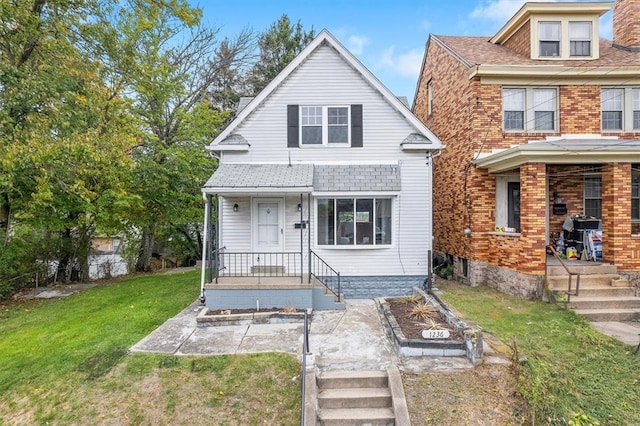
[503,20,531,56]
[560,86,601,133]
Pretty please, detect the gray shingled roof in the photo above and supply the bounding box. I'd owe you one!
[401,133,431,145]
[313,165,401,192]
[203,164,314,190]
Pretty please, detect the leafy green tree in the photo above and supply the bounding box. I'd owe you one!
[247,14,315,95]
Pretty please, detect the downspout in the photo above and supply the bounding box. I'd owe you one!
[199,193,210,303]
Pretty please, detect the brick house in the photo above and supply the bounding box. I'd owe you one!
[413,0,640,298]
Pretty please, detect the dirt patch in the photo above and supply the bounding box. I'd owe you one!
[386,297,462,341]
[403,363,528,425]
[204,307,304,316]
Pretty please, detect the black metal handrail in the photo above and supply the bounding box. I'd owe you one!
[309,250,340,299]
[547,244,581,298]
[213,250,302,283]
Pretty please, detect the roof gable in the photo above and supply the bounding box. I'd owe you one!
[211,29,441,149]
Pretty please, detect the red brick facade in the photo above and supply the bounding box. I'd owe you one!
[414,4,640,298]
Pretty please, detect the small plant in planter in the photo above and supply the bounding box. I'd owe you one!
[439,265,454,280]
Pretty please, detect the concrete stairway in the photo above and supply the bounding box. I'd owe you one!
[547,262,640,321]
[315,369,409,426]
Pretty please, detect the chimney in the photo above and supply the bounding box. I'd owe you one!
[613,0,640,51]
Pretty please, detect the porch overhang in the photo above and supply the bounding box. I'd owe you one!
[202,163,314,195]
[473,138,640,173]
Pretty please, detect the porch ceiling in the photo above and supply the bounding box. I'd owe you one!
[202,163,314,194]
[473,138,640,173]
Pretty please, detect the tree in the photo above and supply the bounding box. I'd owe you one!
[246,14,315,95]
[0,0,139,284]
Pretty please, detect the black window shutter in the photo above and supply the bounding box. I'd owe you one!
[287,105,299,148]
[351,104,363,147]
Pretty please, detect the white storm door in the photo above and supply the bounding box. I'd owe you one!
[252,198,284,252]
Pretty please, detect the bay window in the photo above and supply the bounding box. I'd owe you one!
[317,198,392,246]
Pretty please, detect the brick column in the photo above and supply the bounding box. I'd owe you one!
[601,163,632,266]
[519,163,547,275]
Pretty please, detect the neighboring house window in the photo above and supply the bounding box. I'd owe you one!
[288,104,363,147]
[634,89,640,129]
[539,22,561,57]
[601,88,640,131]
[427,79,434,116]
[584,175,602,218]
[317,198,392,246]
[569,22,592,56]
[633,166,640,234]
[503,87,557,131]
[602,88,623,130]
[495,174,520,233]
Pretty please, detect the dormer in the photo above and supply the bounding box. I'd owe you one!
[490,2,612,61]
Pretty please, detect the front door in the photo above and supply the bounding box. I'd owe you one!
[252,198,284,253]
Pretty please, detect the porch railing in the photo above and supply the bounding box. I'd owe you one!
[309,250,341,299]
[547,244,581,299]
[213,248,302,283]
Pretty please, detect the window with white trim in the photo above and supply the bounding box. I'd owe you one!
[633,166,640,234]
[584,175,602,218]
[317,198,392,246]
[503,87,558,132]
[569,22,592,57]
[495,174,520,233]
[539,22,561,57]
[301,106,349,145]
[601,88,640,131]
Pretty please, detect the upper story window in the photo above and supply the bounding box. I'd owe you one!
[288,104,363,148]
[569,22,592,56]
[533,18,598,60]
[503,87,558,132]
[301,106,349,145]
[601,88,640,132]
[427,79,434,116]
[539,22,561,57]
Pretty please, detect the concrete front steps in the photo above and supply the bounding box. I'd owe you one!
[547,262,640,321]
[315,369,409,426]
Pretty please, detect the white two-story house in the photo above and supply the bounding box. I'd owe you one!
[200,30,442,310]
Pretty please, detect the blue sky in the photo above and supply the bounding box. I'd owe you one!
[194,0,614,101]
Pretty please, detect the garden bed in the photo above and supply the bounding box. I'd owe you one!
[379,287,483,365]
[196,307,307,327]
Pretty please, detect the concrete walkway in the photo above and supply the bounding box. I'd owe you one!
[131,298,640,366]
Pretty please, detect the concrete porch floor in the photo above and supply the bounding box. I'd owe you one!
[204,275,324,289]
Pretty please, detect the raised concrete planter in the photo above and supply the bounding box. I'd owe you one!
[378,287,483,365]
[196,308,307,327]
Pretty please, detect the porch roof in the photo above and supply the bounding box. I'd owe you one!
[473,138,640,173]
[202,163,402,194]
[203,163,314,194]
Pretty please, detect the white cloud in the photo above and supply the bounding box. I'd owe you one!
[347,35,369,55]
[378,45,423,78]
[470,0,528,22]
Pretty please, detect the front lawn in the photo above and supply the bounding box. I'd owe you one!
[437,280,640,425]
[0,271,301,425]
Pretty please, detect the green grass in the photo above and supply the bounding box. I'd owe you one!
[437,280,640,425]
[0,271,301,425]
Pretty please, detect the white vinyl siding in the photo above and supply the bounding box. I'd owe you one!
[222,44,417,163]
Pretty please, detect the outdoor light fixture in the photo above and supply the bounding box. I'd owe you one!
[233,203,239,212]
[297,203,302,212]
